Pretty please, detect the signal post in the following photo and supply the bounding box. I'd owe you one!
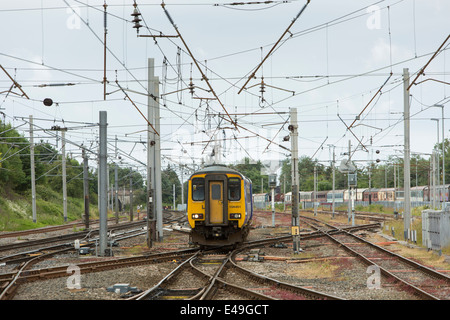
[289,108,301,253]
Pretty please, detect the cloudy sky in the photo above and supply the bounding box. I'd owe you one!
[0,0,449,179]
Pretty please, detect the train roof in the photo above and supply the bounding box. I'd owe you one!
[189,164,249,180]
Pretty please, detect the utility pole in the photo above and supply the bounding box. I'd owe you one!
[147,178,154,248]
[433,104,445,208]
[173,184,176,209]
[272,186,275,226]
[283,174,286,212]
[289,108,301,253]
[403,68,411,239]
[148,58,163,241]
[261,177,263,193]
[432,151,437,209]
[49,124,68,222]
[313,165,317,216]
[107,165,110,211]
[130,167,133,221]
[269,174,276,227]
[109,182,112,211]
[61,129,67,222]
[103,2,108,100]
[82,148,90,229]
[368,165,372,205]
[331,145,335,219]
[30,115,37,223]
[442,105,445,209]
[115,164,119,224]
[348,140,352,224]
[98,111,108,256]
[180,164,184,208]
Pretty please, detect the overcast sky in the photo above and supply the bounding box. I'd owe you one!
[1,0,449,179]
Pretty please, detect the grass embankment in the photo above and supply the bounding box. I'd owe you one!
[0,185,98,231]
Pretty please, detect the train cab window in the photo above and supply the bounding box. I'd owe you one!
[211,184,222,200]
[228,178,241,201]
[192,178,205,201]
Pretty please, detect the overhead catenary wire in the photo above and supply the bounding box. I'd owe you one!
[160,1,238,131]
[0,0,448,170]
[237,0,310,94]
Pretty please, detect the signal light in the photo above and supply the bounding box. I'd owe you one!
[43,98,53,107]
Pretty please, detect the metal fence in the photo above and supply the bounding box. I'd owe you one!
[301,200,432,210]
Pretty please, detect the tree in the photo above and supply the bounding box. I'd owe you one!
[229,158,268,193]
[161,165,181,206]
[0,122,27,191]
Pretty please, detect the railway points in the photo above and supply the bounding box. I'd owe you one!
[1,207,449,301]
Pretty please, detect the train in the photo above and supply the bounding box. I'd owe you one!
[267,185,450,207]
[187,165,253,247]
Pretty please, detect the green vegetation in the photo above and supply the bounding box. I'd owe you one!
[2,115,450,240]
[0,119,189,231]
[278,143,450,192]
[0,120,130,231]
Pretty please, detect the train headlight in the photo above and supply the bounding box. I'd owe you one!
[192,213,204,219]
[229,213,241,219]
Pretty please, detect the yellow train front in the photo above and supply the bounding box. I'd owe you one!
[187,165,253,247]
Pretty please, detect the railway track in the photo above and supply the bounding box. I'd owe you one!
[0,220,147,253]
[299,215,450,300]
[132,244,343,301]
[1,228,350,300]
[0,220,402,300]
[2,208,445,300]
[0,217,119,240]
[0,247,199,300]
[0,211,189,300]
[0,210,188,260]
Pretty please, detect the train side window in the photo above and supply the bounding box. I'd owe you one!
[192,178,205,201]
[228,178,241,201]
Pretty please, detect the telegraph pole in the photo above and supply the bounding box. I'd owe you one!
[129,167,133,221]
[180,164,184,208]
[49,124,68,223]
[147,58,161,245]
[173,184,176,209]
[403,68,411,239]
[61,129,67,222]
[30,115,37,223]
[269,174,276,227]
[283,174,286,212]
[82,148,90,229]
[115,165,119,224]
[330,145,336,218]
[98,111,108,256]
[313,165,317,216]
[154,74,163,240]
[348,140,352,224]
[290,108,301,253]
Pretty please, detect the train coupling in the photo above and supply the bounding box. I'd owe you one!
[212,227,223,238]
